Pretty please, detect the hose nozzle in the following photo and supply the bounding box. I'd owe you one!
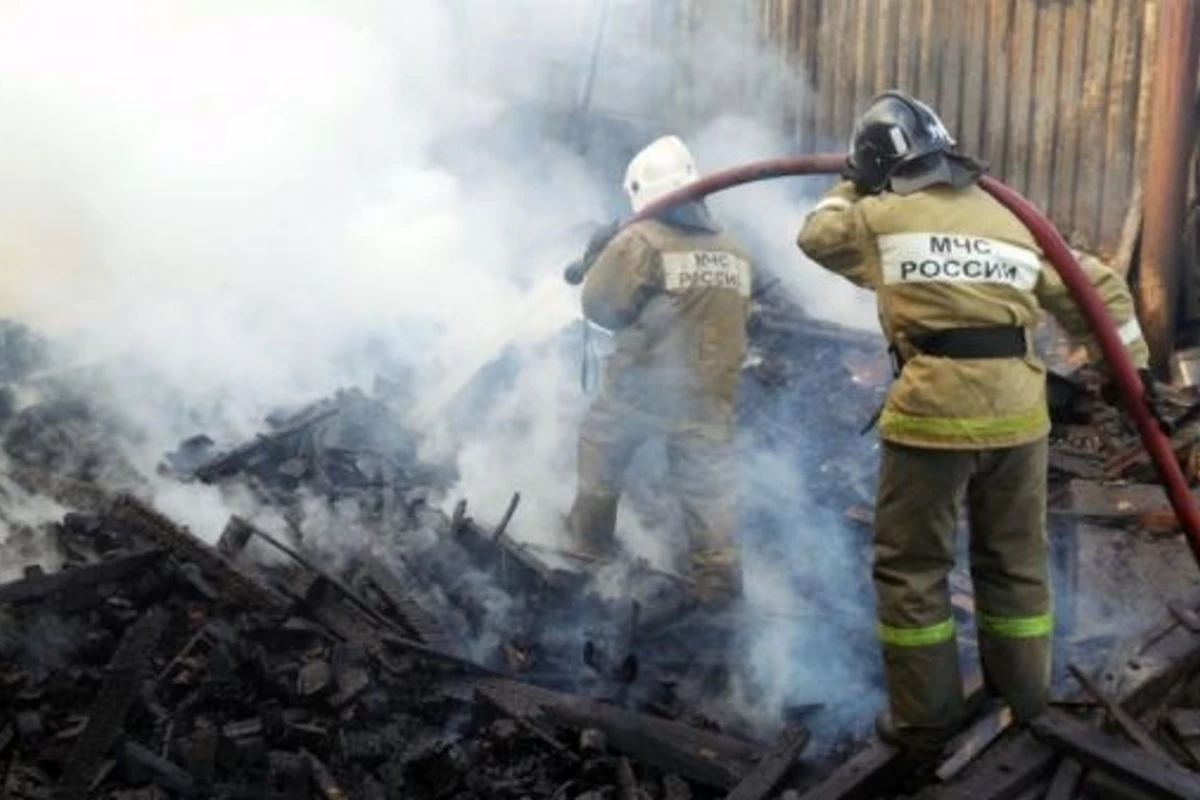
[563,259,587,285]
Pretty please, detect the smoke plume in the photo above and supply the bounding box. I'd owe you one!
[0,0,891,742]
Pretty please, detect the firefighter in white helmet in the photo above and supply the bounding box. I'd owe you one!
[565,135,755,620]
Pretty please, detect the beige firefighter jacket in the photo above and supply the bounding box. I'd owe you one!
[581,207,753,424]
[797,180,1150,449]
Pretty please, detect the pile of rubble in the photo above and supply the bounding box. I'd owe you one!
[0,315,863,799]
[0,495,793,799]
[6,308,1200,798]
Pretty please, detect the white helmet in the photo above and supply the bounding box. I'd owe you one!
[623,135,699,213]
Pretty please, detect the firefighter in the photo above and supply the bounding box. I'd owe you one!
[796,91,1155,756]
[565,134,754,621]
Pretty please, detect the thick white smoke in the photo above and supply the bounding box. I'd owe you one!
[0,0,886,740]
[0,0,604,452]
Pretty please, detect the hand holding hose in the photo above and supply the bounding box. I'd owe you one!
[564,219,623,285]
[1103,369,1173,434]
[544,150,1200,567]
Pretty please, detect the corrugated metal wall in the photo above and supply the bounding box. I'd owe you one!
[748,0,1160,260]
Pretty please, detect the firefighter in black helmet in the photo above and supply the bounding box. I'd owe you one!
[842,91,981,194]
[797,90,1151,759]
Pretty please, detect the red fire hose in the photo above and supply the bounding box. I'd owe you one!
[627,152,1200,566]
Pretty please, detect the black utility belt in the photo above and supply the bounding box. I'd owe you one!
[891,325,1028,373]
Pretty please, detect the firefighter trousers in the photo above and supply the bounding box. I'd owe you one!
[873,437,1052,736]
[565,393,741,605]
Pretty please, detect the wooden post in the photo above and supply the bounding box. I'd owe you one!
[1138,0,1200,379]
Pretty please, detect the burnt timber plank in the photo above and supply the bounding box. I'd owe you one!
[798,674,989,799]
[1167,710,1200,741]
[305,579,504,680]
[358,559,457,652]
[1044,759,1084,800]
[1086,770,1167,800]
[934,591,1200,798]
[1045,689,1104,800]
[56,608,170,800]
[723,723,810,800]
[1051,478,1200,532]
[1059,479,1182,522]
[936,704,1016,782]
[1101,594,1200,717]
[193,406,340,483]
[1048,450,1106,480]
[545,696,754,790]
[1068,664,1172,761]
[109,495,290,611]
[456,516,583,593]
[0,549,164,604]
[1029,709,1200,799]
[795,739,896,800]
[465,677,758,790]
[931,730,1059,800]
[472,684,579,764]
[215,516,256,559]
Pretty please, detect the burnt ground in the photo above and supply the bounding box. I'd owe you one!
[3,304,1200,800]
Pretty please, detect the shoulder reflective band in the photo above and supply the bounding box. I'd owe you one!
[809,196,853,214]
[1118,316,1145,346]
[978,611,1053,639]
[879,405,1048,442]
[878,618,956,647]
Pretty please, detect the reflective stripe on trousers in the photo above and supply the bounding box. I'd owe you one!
[878,618,956,648]
[978,612,1053,639]
[873,438,1052,730]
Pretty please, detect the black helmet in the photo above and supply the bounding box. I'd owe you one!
[845,91,958,194]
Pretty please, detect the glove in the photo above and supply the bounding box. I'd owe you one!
[1140,369,1173,434]
[839,156,858,182]
[585,220,622,254]
[1102,369,1172,434]
[563,220,623,286]
[837,158,879,196]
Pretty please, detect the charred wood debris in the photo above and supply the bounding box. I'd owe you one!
[2,305,1200,800]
